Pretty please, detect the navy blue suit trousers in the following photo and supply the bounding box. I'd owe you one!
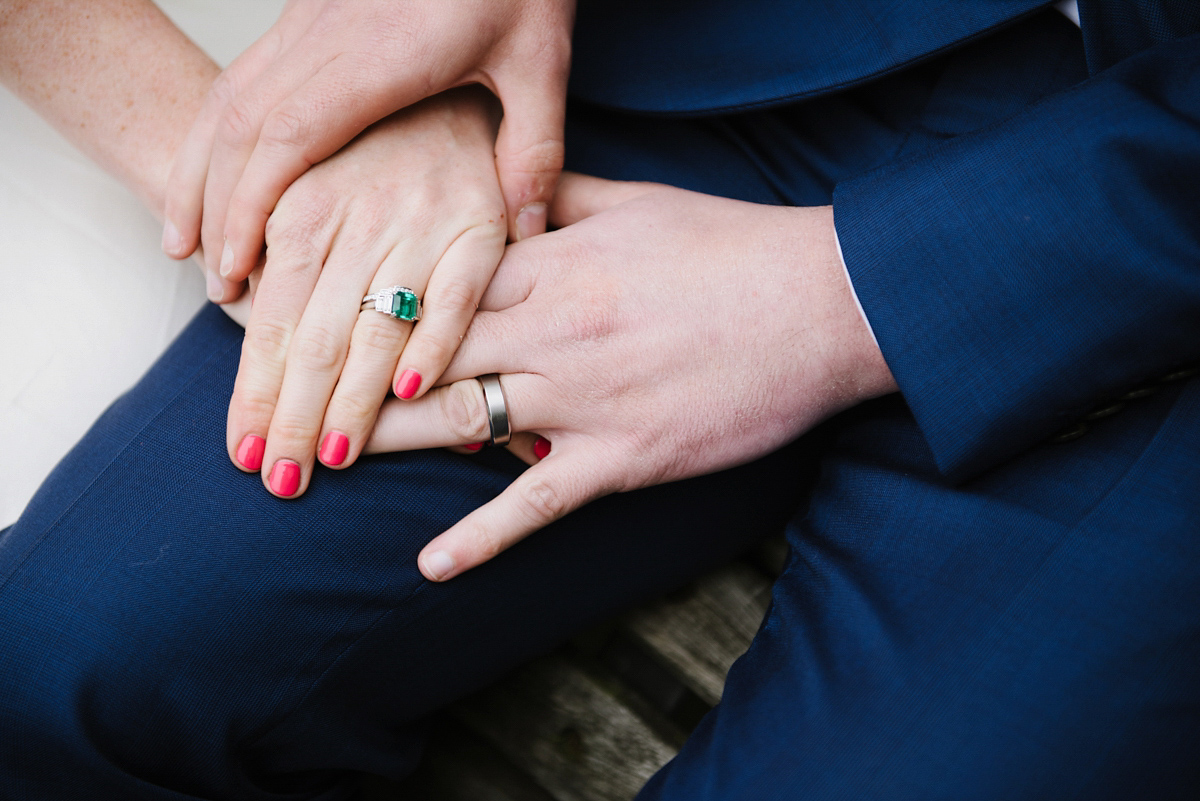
[1,10,1196,800]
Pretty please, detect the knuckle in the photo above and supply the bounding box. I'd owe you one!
[353,318,405,355]
[562,290,619,344]
[440,382,490,442]
[243,317,293,363]
[232,386,279,426]
[466,216,508,246]
[208,70,241,106]
[268,411,319,446]
[292,323,345,373]
[409,335,455,375]
[429,277,479,319]
[502,137,566,181]
[218,100,259,147]
[329,389,381,428]
[266,193,336,250]
[471,525,506,563]
[517,477,568,524]
[260,107,309,150]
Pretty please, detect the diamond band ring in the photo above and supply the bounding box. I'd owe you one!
[361,286,422,322]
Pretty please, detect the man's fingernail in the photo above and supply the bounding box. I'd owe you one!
[516,202,547,242]
[268,460,300,497]
[464,442,484,452]
[236,435,265,471]
[396,369,422,400]
[205,270,224,302]
[422,550,456,581]
[319,431,349,466]
[533,436,552,460]
[162,219,183,255]
[219,241,235,277]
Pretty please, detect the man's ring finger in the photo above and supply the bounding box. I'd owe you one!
[476,374,511,446]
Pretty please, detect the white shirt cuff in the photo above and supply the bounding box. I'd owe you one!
[833,223,880,350]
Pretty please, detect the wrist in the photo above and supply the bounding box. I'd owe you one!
[792,205,897,412]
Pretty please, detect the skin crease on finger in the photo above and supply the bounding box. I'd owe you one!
[365,176,898,580]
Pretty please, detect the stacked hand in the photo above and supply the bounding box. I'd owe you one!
[162,0,575,300]
[364,174,898,581]
[223,87,509,498]
[159,0,895,579]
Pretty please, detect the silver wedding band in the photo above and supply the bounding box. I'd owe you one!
[476,374,511,446]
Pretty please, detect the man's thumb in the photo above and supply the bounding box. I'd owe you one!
[494,78,567,242]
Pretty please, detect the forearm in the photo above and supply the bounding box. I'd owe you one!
[834,33,1200,481]
[0,0,217,215]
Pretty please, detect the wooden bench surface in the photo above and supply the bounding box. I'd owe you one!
[364,537,788,801]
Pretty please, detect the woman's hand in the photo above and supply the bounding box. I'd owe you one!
[364,173,898,581]
[162,0,574,300]
[227,87,507,499]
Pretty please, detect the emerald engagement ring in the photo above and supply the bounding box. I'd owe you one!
[361,286,422,322]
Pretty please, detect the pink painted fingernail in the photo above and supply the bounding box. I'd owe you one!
[533,436,552,460]
[396,369,422,400]
[422,550,457,581]
[269,460,301,497]
[464,442,484,452]
[236,435,265,471]
[516,202,547,242]
[219,241,235,277]
[319,431,349,466]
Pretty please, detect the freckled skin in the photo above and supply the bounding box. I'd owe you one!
[0,0,219,216]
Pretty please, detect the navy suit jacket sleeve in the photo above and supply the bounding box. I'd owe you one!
[833,33,1200,482]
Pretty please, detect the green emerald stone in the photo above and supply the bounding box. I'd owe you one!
[391,290,419,321]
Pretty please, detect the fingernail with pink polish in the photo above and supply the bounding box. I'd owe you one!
[422,550,456,581]
[236,435,265,471]
[396,369,422,400]
[319,431,349,466]
[219,241,235,277]
[162,219,183,255]
[533,436,552,460]
[464,442,484,452]
[516,202,547,242]
[268,460,300,497]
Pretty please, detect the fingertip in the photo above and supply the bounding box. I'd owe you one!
[515,203,547,242]
[205,270,224,302]
[161,219,189,258]
[318,430,349,467]
[235,434,266,471]
[219,240,236,278]
[223,205,270,282]
[206,271,245,305]
[267,459,302,498]
[420,549,458,582]
[395,369,422,400]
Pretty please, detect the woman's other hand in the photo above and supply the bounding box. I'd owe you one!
[365,173,899,581]
[162,0,574,301]
[227,87,507,499]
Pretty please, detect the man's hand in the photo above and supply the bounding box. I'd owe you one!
[161,0,574,300]
[364,173,898,581]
